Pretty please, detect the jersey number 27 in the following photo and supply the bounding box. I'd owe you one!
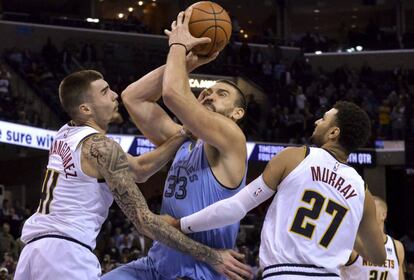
[290,189,348,248]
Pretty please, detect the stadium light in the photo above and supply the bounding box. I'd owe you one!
[315,51,322,55]
[138,1,144,6]
[86,18,100,23]
[118,13,124,18]
[356,46,363,51]
[128,7,134,12]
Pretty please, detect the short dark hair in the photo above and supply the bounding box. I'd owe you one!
[216,79,247,111]
[59,70,103,118]
[333,101,371,153]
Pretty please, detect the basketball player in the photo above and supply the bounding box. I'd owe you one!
[14,70,252,280]
[102,9,249,280]
[175,101,387,279]
[341,196,405,279]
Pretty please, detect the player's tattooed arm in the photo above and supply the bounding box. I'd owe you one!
[81,134,223,267]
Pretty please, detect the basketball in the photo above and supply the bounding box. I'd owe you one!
[186,1,232,56]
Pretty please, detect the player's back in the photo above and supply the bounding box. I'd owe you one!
[260,147,366,278]
[340,235,400,280]
[148,140,245,280]
[21,123,113,250]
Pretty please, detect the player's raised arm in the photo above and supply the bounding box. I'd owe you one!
[354,190,387,265]
[127,131,187,183]
[162,9,246,155]
[121,50,218,147]
[121,65,180,147]
[82,134,253,280]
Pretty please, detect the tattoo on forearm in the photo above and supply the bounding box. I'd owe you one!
[83,135,223,266]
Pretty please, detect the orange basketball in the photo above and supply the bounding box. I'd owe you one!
[186,1,232,56]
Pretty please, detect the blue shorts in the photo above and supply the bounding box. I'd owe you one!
[101,257,171,280]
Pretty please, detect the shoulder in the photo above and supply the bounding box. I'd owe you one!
[393,238,405,259]
[81,134,125,167]
[268,146,308,166]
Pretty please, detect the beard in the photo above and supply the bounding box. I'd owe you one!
[310,132,323,148]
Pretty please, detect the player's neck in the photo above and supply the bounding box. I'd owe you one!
[383,232,387,243]
[75,119,107,134]
[322,143,348,163]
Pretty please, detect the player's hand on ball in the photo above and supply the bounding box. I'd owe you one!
[212,249,253,280]
[165,8,211,52]
[186,51,220,72]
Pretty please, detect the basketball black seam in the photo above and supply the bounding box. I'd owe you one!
[189,19,232,25]
[216,26,229,42]
[193,7,224,15]
[196,25,230,42]
[209,2,217,55]
[198,25,216,37]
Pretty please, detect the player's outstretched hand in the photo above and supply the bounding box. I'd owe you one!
[213,249,253,280]
[164,8,211,52]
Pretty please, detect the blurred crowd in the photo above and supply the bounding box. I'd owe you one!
[0,63,44,127]
[0,198,264,279]
[3,11,414,52]
[1,197,414,279]
[3,37,413,146]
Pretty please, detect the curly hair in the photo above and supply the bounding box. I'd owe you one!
[333,101,371,153]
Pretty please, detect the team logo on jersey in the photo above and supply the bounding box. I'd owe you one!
[387,247,392,253]
[254,188,263,197]
[333,162,340,171]
[63,128,70,138]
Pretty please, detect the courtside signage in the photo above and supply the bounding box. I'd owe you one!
[0,121,376,166]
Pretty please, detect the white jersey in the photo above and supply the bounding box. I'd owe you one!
[21,123,113,250]
[340,235,400,280]
[260,147,366,277]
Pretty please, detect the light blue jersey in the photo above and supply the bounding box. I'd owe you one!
[102,140,246,280]
[148,140,245,280]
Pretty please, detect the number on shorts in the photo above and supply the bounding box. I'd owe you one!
[290,189,348,248]
[370,270,388,280]
[37,169,59,214]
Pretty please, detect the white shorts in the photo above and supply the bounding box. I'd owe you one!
[14,236,101,280]
[262,264,340,280]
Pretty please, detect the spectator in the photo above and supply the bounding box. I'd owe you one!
[377,99,391,139]
[390,101,406,140]
[0,253,15,276]
[0,224,16,262]
[0,267,9,280]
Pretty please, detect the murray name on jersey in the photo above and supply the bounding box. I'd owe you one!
[310,165,357,200]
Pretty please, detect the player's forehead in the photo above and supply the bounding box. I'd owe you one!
[209,82,237,96]
[90,79,107,90]
[323,108,338,120]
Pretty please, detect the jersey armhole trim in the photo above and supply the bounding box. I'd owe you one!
[391,237,400,266]
[76,132,100,150]
[203,144,245,191]
[304,145,310,158]
[345,254,359,266]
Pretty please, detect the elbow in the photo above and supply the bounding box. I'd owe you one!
[121,88,132,106]
[131,160,151,183]
[162,85,179,108]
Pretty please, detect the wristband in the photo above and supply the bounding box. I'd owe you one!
[169,43,188,52]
